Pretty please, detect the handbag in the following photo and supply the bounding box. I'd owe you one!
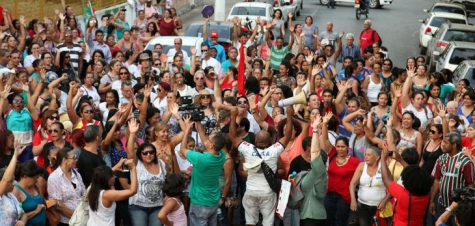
[224,197,238,208]
[69,185,90,226]
[46,209,60,226]
[253,147,281,193]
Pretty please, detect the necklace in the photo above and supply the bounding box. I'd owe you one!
[336,156,349,165]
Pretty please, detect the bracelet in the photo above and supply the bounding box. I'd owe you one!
[313,130,319,134]
[445,207,452,212]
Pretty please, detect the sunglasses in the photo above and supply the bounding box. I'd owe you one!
[49,116,60,120]
[200,95,211,99]
[196,77,204,80]
[67,154,77,160]
[430,130,437,134]
[64,56,70,59]
[120,72,128,75]
[154,64,161,66]
[83,110,95,114]
[238,100,248,104]
[201,50,208,52]
[13,99,24,104]
[174,43,181,45]
[141,150,155,156]
[48,129,60,134]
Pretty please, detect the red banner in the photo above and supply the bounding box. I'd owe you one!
[237,39,246,97]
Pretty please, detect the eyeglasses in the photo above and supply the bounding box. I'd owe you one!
[12,100,24,104]
[141,150,155,156]
[430,130,437,134]
[49,116,59,120]
[66,154,77,160]
[238,100,248,104]
[383,63,391,66]
[64,56,70,59]
[201,49,208,52]
[200,95,211,99]
[174,43,181,45]
[83,109,95,114]
[120,72,128,75]
[48,129,60,134]
[154,64,161,66]
[196,77,204,80]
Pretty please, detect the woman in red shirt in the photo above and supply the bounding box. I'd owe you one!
[380,148,432,226]
[220,66,238,91]
[157,9,179,36]
[324,136,360,226]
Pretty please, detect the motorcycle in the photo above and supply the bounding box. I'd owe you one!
[355,0,368,20]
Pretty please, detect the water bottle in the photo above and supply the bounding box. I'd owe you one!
[217,208,224,221]
[373,216,380,226]
[290,171,297,179]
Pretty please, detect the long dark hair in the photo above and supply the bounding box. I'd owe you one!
[59,51,71,70]
[0,130,13,162]
[88,165,114,212]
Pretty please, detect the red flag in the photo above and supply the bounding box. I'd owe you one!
[237,39,246,96]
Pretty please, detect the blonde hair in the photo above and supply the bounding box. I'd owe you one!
[153,121,170,140]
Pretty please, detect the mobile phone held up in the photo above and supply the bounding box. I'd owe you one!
[122,160,130,172]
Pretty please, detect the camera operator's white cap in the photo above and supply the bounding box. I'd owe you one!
[194,89,215,106]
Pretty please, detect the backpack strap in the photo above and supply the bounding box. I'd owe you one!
[408,194,412,226]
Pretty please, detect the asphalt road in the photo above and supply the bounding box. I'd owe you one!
[177,0,445,225]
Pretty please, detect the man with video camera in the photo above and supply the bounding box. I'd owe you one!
[436,200,474,226]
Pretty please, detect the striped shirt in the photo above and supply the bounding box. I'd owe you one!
[270,45,289,70]
[433,152,474,207]
[337,44,362,63]
[56,43,82,74]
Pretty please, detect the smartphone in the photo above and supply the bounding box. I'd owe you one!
[46,199,57,209]
[388,151,393,157]
[122,160,130,172]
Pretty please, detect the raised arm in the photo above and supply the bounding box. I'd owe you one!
[310,115,322,161]
[363,112,385,149]
[66,83,80,125]
[287,26,295,51]
[401,67,415,109]
[169,104,186,147]
[343,109,365,133]
[202,17,209,40]
[279,107,295,146]
[335,80,351,114]
[380,147,393,189]
[265,23,273,48]
[22,84,38,121]
[391,86,402,130]
[229,107,244,147]
[180,116,194,157]
[17,15,27,52]
[249,95,268,131]
[103,159,138,202]
[0,141,23,196]
[127,118,140,165]
[259,86,274,120]
[320,112,334,153]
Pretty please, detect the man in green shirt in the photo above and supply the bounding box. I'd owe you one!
[180,116,226,226]
[266,23,295,71]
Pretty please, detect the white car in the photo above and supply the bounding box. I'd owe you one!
[418,12,468,54]
[283,0,302,17]
[144,36,203,64]
[433,41,475,72]
[227,2,288,31]
[318,0,393,8]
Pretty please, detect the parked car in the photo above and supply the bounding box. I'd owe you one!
[418,12,468,54]
[423,2,467,17]
[434,41,475,72]
[227,2,287,31]
[448,0,475,15]
[144,36,203,63]
[426,22,475,72]
[452,60,475,86]
[184,22,234,51]
[282,0,302,16]
[318,0,393,9]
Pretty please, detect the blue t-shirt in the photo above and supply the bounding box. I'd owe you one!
[318,63,333,77]
[186,149,226,206]
[204,39,226,63]
[221,60,238,74]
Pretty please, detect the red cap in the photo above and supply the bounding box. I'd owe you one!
[210,30,219,38]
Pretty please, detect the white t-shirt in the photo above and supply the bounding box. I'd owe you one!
[176,85,194,98]
[237,141,284,194]
[153,96,168,109]
[403,104,433,129]
[24,54,40,68]
[99,102,111,125]
[81,86,101,106]
[112,80,137,92]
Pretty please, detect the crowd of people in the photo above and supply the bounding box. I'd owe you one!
[0,1,475,226]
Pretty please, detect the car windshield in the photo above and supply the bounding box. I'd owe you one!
[430,17,466,27]
[448,48,475,65]
[184,24,231,40]
[432,6,466,15]
[230,6,267,16]
[443,30,475,42]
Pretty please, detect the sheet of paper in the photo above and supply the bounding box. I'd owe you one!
[275,180,291,219]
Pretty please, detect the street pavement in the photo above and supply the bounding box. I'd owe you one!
[177,0,451,225]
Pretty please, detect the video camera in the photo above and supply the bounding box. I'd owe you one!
[452,187,475,204]
[179,96,205,122]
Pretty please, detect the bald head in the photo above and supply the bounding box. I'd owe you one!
[256,131,271,146]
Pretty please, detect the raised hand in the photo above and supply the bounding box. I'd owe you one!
[381,146,389,161]
[13,140,26,156]
[183,115,194,130]
[54,8,60,15]
[394,86,402,98]
[406,66,416,78]
[190,46,197,56]
[339,31,345,39]
[312,115,322,129]
[300,32,306,38]
[20,15,26,26]
[21,82,29,92]
[437,104,446,118]
[76,88,84,97]
[128,118,140,133]
[312,64,322,76]
[204,16,210,23]
[305,52,314,63]
[296,74,306,87]
[286,106,295,116]
[323,112,333,124]
[170,103,179,115]
[288,12,293,19]
[144,85,152,98]
[289,25,294,33]
[269,85,277,94]
[387,115,393,127]
[0,85,13,99]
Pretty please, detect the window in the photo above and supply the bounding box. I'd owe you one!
[452,63,467,83]
[448,48,475,65]
[430,17,467,27]
[230,7,267,16]
[443,30,475,42]
[432,6,466,16]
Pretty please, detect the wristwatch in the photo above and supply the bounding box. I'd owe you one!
[445,207,452,212]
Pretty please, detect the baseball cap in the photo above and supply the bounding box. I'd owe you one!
[210,30,219,38]
[219,110,230,119]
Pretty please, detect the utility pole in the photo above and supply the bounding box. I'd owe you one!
[214,0,225,21]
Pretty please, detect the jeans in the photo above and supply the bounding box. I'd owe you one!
[189,203,219,226]
[356,202,377,226]
[324,192,351,226]
[129,204,162,226]
[329,0,335,6]
[237,176,247,224]
[365,0,370,11]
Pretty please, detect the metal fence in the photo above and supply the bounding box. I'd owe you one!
[3,0,190,22]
